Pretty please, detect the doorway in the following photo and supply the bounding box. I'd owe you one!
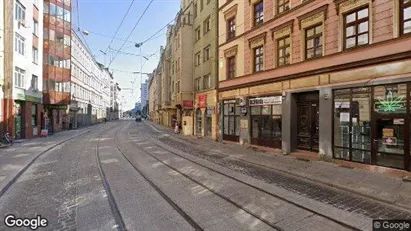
[196,109,202,136]
[296,92,319,152]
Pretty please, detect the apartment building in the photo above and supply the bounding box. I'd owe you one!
[42,0,72,134]
[192,0,219,140]
[2,0,44,140]
[0,0,5,135]
[218,0,411,171]
[71,30,113,127]
[148,72,157,121]
[140,78,148,112]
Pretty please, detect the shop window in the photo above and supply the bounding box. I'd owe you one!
[254,1,264,26]
[401,0,411,35]
[277,36,290,67]
[344,7,369,50]
[223,101,240,138]
[305,24,322,59]
[250,102,282,148]
[195,78,201,91]
[333,87,372,163]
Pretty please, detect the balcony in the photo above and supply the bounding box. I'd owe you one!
[44,65,71,82]
[43,91,71,105]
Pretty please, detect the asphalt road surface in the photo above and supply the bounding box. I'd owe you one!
[0,120,410,231]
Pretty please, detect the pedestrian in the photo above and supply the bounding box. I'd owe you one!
[174,121,180,134]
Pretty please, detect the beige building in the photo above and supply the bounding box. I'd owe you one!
[148,72,157,122]
[192,0,219,141]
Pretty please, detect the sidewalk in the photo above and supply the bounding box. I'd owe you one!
[0,124,100,197]
[146,120,411,211]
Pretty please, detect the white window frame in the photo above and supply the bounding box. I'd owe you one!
[15,33,25,55]
[32,47,38,64]
[15,1,26,25]
[14,67,25,88]
[33,20,39,36]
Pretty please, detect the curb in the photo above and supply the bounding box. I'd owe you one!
[0,129,95,198]
[148,122,411,213]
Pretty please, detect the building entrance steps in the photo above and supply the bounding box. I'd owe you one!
[146,120,411,211]
[0,123,103,198]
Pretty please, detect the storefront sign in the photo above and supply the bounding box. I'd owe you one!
[394,118,405,125]
[383,137,397,145]
[25,95,41,103]
[16,93,25,101]
[198,95,207,108]
[340,112,350,122]
[334,102,350,108]
[224,99,236,104]
[375,91,405,113]
[249,96,282,106]
[182,100,193,108]
[383,128,394,137]
[45,105,68,110]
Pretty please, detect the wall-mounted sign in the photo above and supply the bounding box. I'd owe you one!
[249,96,282,106]
[182,100,193,108]
[394,118,405,125]
[198,95,207,108]
[334,102,350,108]
[45,105,68,110]
[224,99,236,104]
[375,91,405,113]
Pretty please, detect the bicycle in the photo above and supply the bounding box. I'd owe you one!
[1,133,12,146]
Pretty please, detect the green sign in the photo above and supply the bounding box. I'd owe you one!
[25,95,41,103]
[376,91,405,113]
[45,105,68,110]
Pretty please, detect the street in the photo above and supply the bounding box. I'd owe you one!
[0,120,410,231]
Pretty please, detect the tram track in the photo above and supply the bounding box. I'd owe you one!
[96,122,203,231]
[126,122,364,231]
[121,122,359,231]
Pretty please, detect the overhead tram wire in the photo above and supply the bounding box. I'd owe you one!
[103,0,136,54]
[107,0,155,68]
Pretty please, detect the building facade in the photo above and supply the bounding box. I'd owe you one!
[141,79,148,111]
[42,0,72,134]
[0,0,5,136]
[5,0,45,140]
[192,0,219,140]
[218,0,411,171]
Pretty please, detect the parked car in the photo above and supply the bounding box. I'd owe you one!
[135,115,142,122]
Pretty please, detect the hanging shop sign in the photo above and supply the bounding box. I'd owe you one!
[182,100,193,108]
[249,96,282,106]
[45,105,68,110]
[198,95,207,108]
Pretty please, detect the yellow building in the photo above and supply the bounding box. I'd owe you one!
[192,0,219,141]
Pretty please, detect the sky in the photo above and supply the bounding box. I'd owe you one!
[72,0,181,111]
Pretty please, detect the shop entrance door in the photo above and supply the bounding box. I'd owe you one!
[296,92,319,152]
[372,116,409,170]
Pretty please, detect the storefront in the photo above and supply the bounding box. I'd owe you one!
[196,108,202,136]
[250,96,282,149]
[14,101,24,140]
[333,83,411,171]
[223,99,240,142]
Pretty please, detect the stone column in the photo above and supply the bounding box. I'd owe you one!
[282,93,297,154]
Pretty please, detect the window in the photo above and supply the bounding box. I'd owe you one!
[32,47,38,64]
[207,0,211,4]
[194,3,197,18]
[227,56,236,79]
[204,18,210,34]
[254,1,264,26]
[177,81,180,93]
[305,24,323,59]
[31,104,37,127]
[31,75,38,91]
[178,58,180,71]
[277,0,290,14]
[203,46,210,62]
[172,63,175,74]
[195,78,201,91]
[14,67,25,88]
[344,7,369,49]
[400,0,411,35]
[15,1,25,24]
[277,36,290,66]
[196,52,201,66]
[33,20,38,36]
[200,0,204,11]
[227,17,236,40]
[254,46,264,72]
[196,27,201,41]
[203,75,211,89]
[15,33,25,55]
